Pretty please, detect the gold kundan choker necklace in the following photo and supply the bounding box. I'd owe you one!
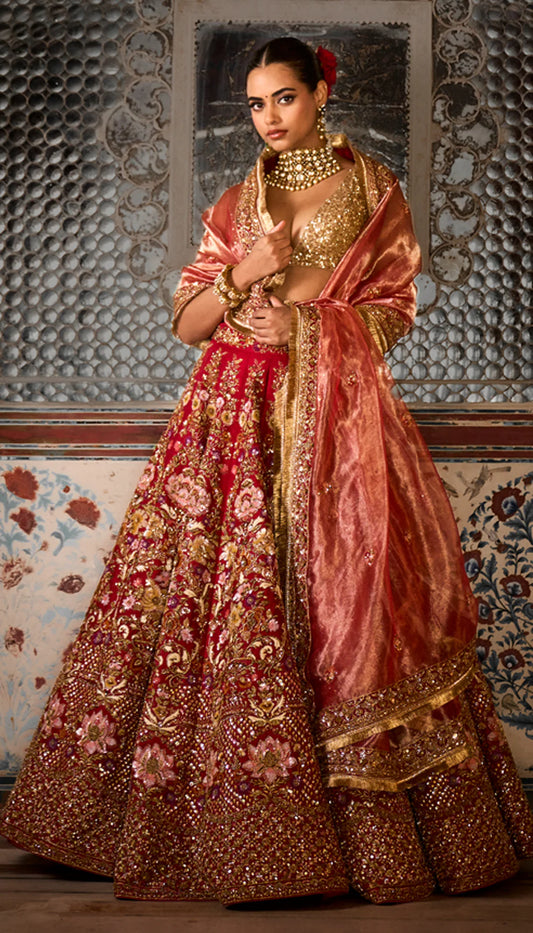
[265,145,342,191]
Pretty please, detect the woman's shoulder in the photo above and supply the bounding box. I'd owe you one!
[356,150,397,192]
[331,134,398,202]
[350,149,398,211]
[203,180,244,224]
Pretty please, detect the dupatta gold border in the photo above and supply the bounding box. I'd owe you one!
[316,643,477,750]
[326,745,473,793]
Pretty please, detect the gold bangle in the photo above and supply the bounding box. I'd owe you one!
[213,264,250,309]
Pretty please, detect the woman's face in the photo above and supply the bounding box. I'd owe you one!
[246,62,327,152]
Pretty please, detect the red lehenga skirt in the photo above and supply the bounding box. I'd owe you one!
[1,324,532,904]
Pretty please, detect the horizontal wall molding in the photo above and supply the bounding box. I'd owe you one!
[1,405,532,461]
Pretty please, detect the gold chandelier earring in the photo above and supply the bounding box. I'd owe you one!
[316,104,327,141]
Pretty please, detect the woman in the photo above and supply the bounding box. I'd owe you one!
[1,37,532,906]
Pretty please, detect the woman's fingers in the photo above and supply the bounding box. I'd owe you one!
[249,302,292,345]
[268,294,285,308]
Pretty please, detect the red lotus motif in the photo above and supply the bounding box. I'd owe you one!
[4,467,39,500]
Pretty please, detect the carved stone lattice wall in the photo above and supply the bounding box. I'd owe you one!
[392,0,531,402]
[0,0,530,404]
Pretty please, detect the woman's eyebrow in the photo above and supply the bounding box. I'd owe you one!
[247,86,297,103]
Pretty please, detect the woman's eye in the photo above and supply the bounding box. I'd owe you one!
[278,95,294,104]
[250,102,263,112]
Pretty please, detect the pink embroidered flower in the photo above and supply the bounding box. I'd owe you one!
[202,749,220,789]
[3,467,39,500]
[1,556,33,589]
[179,625,194,643]
[76,709,118,755]
[42,695,66,737]
[165,470,211,517]
[137,462,156,492]
[132,742,177,788]
[485,714,507,746]
[457,756,479,771]
[122,594,136,610]
[234,479,264,522]
[242,735,297,785]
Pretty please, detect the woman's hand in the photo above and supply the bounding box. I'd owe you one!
[251,295,293,346]
[232,221,292,292]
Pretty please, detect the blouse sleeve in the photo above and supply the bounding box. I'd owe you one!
[172,184,244,338]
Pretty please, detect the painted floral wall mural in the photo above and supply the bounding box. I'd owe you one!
[0,460,142,780]
[459,470,533,779]
[1,458,532,783]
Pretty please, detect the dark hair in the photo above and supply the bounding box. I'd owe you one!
[246,37,324,91]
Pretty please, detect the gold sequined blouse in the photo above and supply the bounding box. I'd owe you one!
[288,166,369,270]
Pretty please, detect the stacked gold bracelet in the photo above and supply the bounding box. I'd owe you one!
[213,264,250,309]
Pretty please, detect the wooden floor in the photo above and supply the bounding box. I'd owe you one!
[1,834,532,933]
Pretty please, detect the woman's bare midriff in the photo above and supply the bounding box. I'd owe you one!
[274,265,331,302]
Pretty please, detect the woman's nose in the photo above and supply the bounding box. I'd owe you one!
[264,102,280,124]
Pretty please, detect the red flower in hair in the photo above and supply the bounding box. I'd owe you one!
[316,46,337,96]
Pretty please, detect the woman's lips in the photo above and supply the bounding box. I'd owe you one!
[267,130,287,139]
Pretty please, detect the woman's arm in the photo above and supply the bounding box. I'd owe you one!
[176,221,293,345]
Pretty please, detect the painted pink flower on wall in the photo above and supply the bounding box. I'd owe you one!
[4,626,25,655]
[242,735,297,785]
[76,709,118,755]
[3,467,39,500]
[58,574,85,594]
[1,556,33,589]
[10,507,37,534]
[132,742,177,788]
[65,497,101,529]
